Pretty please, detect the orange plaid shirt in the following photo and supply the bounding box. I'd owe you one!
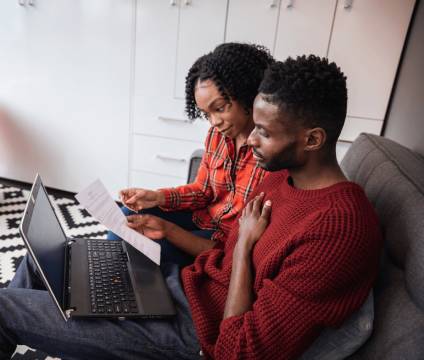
[160,127,267,243]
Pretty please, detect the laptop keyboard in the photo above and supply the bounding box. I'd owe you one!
[87,240,139,315]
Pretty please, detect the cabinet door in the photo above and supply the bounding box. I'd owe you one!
[328,0,415,121]
[133,0,210,145]
[274,0,336,60]
[135,0,179,98]
[225,0,280,51]
[0,0,133,195]
[174,0,228,99]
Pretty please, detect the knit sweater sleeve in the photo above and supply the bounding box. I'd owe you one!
[159,129,215,211]
[214,208,381,360]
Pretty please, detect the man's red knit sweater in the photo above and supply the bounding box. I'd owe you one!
[181,170,382,359]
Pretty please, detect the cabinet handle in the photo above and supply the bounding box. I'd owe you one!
[18,0,26,6]
[344,0,353,9]
[156,154,187,163]
[170,0,177,6]
[28,0,35,5]
[269,0,279,8]
[158,116,191,124]
[184,0,191,5]
[285,0,293,8]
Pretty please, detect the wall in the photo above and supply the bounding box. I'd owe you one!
[383,0,424,156]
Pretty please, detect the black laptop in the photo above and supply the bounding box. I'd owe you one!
[19,174,176,321]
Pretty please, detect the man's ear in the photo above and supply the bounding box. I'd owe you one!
[304,128,326,151]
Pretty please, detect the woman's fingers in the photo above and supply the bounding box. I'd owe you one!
[127,214,145,226]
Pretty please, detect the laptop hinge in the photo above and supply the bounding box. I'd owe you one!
[65,308,75,319]
[62,240,74,311]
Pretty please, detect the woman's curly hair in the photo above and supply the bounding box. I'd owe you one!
[185,43,275,120]
[259,55,347,145]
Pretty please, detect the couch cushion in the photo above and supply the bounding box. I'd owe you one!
[340,133,424,359]
[301,292,374,360]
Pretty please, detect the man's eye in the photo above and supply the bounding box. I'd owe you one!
[259,129,269,138]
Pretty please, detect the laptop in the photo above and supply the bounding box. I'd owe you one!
[19,174,176,321]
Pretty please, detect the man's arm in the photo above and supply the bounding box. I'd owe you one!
[214,209,381,360]
[224,193,271,319]
[223,246,254,318]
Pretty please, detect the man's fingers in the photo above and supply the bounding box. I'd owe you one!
[260,200,272,221]
[252,192,264,214]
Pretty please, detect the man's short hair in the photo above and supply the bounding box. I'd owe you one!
[258,55,347,145]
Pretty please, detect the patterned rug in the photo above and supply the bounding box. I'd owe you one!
[0,183,108,359]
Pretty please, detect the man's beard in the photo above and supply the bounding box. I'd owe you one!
[260,142,300,172]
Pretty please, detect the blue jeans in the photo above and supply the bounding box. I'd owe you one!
[107,207,215,268]
[0,254,201,360]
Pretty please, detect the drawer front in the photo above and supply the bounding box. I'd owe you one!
[133,95,210,142]
[132,134,203,179]
[130,170,186,190]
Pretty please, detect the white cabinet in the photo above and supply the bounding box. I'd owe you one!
[274,0,336,59]
[0,0,416,193]
[225,0,415,142]
[226,0,336,59]
[132,0,219,190]
[226,0,281,55]
[0,0,133,196]
[132,135,203,178]
[174,0,228,99]
[135,0,227,99]
[329,0,415,140]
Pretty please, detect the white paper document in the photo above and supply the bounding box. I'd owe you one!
[75,179,161,265]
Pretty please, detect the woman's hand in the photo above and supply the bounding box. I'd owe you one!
[127,214,172,240]
[237,192,272,253]
[119,188,165,211]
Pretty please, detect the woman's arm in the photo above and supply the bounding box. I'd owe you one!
[127,214,215,256]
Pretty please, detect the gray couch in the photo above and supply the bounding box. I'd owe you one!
[341,133,424,359]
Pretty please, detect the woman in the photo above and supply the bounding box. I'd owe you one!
[109,43,274,266]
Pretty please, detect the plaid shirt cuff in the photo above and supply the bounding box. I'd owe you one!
[158,188,181,209]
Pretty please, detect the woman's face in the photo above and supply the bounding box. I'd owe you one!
[194,79,253,139]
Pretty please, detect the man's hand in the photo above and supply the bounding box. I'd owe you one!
[237,192,272,253]
[127,214,172,240]
[119,188,165,211]
[223,193,271,319]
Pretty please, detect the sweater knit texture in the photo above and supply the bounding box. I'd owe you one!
[181,169,382,360]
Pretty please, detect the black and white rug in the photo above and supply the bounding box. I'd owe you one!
[0,183,108,359]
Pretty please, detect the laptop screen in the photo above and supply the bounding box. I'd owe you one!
[20,175,67,308]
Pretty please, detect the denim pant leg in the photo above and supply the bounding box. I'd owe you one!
[8,254,44,290]
[107,207,215,267]
[0,256,201,360]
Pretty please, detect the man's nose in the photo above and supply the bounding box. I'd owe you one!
[247,129,257,146]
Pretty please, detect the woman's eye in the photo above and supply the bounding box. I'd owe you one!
[216,106,225,112]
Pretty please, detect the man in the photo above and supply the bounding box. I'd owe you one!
[0,55,381,359]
